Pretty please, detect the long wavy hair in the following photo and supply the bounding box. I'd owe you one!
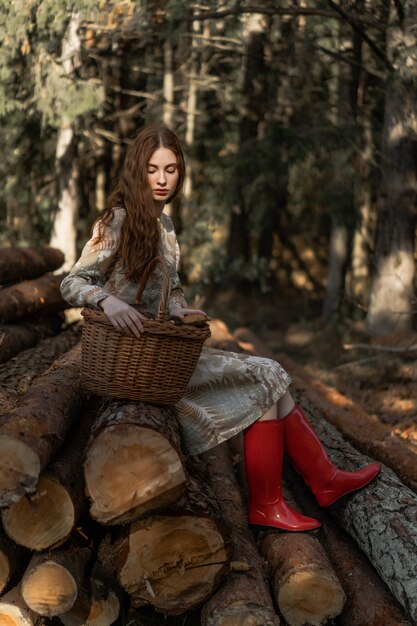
[91,124,186,297]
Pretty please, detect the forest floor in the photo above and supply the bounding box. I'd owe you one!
[209,287,417,456]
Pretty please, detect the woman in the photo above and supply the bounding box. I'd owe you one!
[60,124,380,531]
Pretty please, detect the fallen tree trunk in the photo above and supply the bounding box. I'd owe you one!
[0,246,64,284]
[200,442,280,626]
[21,546,91,617]
[0,273,68,323]
[2,397,100,550]
[0,324,82,416]
[289,390,417,624]
[0,313,64,364]
[259,532,345,626]
[84,398,187,525]
[99,458,230,616]
[0,586,42,625]
[0,343,85,506]
[285,466,414,626]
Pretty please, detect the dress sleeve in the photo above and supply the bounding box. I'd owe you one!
[60,217,121,311]
[167,233,188,315]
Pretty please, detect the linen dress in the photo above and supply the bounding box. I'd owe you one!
[60,207,292,455]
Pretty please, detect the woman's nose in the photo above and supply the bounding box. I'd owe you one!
[157,171,167,184]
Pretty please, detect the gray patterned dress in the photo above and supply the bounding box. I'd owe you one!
[60,208,292,455]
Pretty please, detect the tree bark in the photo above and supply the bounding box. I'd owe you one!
[84,398,187,525]
[0,343,84,506]
[290,390,417,624]
[0,324,82,417]
[0,274,68,323]
[49,9,81,273]
[21,546,90,617]
[200,442,279,626]
[0,246,64,284]
[322,217,349,322]
[99,457,230,615]
[2,397,99,550]
[367,3,417,335]
[0,313,63,364]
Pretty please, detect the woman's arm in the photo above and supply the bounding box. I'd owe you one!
[60,218,121,311]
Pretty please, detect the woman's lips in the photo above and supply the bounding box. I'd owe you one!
[154,189,168,195]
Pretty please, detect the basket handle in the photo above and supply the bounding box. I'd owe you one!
[135,256,171,322]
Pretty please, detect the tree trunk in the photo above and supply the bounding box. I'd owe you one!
[290,391,417,624]
[0,343,84,506]
[49,9,81,273]
[259,532,345,626]
[367,3,417,335]
[0,274,68,323]
[285,468,413,626]
[0,313,64,364]
[2,397,99,551]
[0,246,64,284]
[0,324,82,417]
[163,40,174,128]
[84,398,187,525]
[99,457,230,616]
[322,216,349,321]
[21,546,90,617]
[200,442,279,626]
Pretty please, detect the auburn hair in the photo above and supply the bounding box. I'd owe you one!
[91,124,186,298]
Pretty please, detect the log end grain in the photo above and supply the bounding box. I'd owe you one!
[58,578,120,626]
[0,435,40,506]
[0,586,41,626]
[204,606,280,625]
[278,568,345,626]
[21,561,78,617]
[2,476,74,551]
[117,515,229,615]
[85,425,186,525]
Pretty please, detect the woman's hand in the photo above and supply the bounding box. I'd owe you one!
[169,307,211,321]
[98,295,147,339]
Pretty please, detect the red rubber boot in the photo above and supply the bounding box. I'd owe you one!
[284,404,381,507]
[244,419,321,531]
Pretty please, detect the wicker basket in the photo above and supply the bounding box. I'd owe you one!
[80,260,211,405]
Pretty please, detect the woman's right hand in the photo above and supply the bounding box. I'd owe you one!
[98,295,147,339]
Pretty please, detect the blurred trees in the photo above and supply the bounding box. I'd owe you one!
[0,0,415,334]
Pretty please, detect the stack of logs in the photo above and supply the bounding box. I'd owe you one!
[0,245,416,626]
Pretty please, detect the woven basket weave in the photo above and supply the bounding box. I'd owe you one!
[80,259,211,405]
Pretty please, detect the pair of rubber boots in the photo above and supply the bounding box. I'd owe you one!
[244,404,381,531]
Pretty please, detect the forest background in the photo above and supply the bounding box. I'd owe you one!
[1,0,416,344]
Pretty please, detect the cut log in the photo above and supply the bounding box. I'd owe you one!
[285,466,414,626]
[0,246,64,284]
[0,530,29,594]
[0,313,64,364]
[0,324,82,417]
[259,533,345,626]
[0,343,85,507]
[58,562,121,626]
[99,458,230,615]
[2,397,99,550]
[0,586,42,625]
[21,546,90,617]
[290,391,417,624]
[0,273,68,323]
[200,442,280,626]
[84,399,187,525]
[233,327,417,493]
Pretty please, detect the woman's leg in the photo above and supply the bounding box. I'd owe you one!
[281,392,381,506]
[243,397,320,531]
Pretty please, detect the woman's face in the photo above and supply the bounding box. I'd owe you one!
[147,147,179,207]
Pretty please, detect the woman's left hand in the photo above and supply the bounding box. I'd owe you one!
[170,307,211,320]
